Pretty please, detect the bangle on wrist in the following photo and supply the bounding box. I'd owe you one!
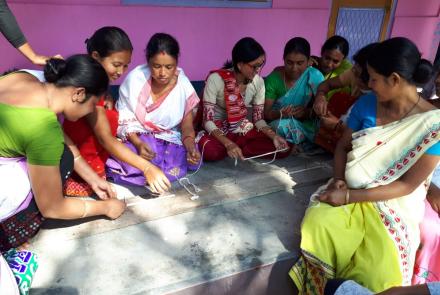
[345,189,350,205]
[74,154,82,161]
[81,200,89,218]
[182,135,195,144]
[333,177,345,182]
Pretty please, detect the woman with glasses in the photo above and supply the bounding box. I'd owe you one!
[198,37,289,162]
[264,37,324,147]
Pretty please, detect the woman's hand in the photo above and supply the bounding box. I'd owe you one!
[327,178,347,190]
[144,164,171,194]
[318,187,347,206]
[135,141,156,161]
[320,112,340,130]
[225,142,244,160]
[273,135,288,150]
[90,178,117,200]
[186,145,201,166]
[104,198,126,219]
[313,92,328,116]
[291,106,307,119]
[280,105,295,117]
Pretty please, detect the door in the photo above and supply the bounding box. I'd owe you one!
[328,0,396,60]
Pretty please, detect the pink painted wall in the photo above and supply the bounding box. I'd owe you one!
[391,0,440,61]
[1,0,329,80]
[1,0,438,80]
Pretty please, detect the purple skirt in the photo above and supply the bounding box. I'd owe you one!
[106,134,200,186]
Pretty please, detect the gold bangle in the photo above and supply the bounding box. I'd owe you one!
[74,155,82,161]
[81,200,88,218]
[345,189,350,205]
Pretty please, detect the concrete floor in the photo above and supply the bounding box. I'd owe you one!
[29,153,333,295]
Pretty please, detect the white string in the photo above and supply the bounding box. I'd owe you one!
[243,147,289,165]
[173,139,210,200]
[148,108,290,200]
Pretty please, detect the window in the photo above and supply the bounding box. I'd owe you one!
[121,0,272,8]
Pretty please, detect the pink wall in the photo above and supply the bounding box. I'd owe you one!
[1,0,329,81]
[391,0,440,61]
[1,0,438,81]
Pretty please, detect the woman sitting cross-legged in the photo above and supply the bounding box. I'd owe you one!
[106,33,201,190]
[289,37,439,294]
[0,55,126,253]
[197,37,290,162]
[264,37,324,148]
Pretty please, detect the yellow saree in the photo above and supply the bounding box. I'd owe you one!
[289,109,440,294]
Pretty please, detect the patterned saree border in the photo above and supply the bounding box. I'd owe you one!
[371,125,439,285]
[302,249,335,276]
[374,201,411,285]
[290,250,336,295]
[372,124,439,184]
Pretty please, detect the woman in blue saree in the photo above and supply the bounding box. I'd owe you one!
[264,37,324,146]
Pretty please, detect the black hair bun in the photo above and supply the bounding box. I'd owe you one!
[44,58,67,83]
[413,59,433,85]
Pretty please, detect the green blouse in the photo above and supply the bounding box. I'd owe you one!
[264,70,287,101]
[325,59,352,100]
[0,103,64,165]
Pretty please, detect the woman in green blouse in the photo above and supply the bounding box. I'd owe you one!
[0,55,126,252]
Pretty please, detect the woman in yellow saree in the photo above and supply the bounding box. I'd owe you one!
[289,37,440,294]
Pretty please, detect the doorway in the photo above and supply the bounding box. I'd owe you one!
[328,0,396,60]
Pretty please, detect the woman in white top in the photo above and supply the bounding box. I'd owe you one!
[198,37,289,161]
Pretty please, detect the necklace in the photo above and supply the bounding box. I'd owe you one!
[400,94,421,121]
[282,70,295,91]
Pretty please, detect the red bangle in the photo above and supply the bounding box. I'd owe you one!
[182,135,195,143]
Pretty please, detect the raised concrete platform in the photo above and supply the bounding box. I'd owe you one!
[29,153,333,295]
